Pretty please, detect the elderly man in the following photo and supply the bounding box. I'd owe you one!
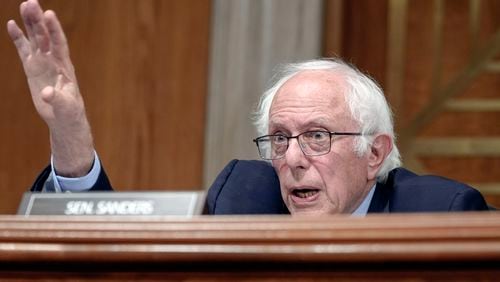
[8,0,489,214]
[250,61,401,215]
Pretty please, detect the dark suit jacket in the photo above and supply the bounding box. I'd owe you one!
[206,159,489,214]
[32,159,490,214]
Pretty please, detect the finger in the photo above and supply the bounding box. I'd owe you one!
[28,0,51,53]
[43,75,72,107]
[44,10,69,60]
[54,73,64,91]
[22,0,50,53]
[41,85,56,103]
[20,1,37,51]
[6,20,31,60]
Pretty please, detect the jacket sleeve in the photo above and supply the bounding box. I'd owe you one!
[205,159,288,215]
[30,164,113,192]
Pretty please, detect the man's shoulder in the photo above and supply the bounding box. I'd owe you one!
[374,167,489,212]
[390,167,473,192]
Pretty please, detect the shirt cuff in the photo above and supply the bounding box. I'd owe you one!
[50,151,101,192]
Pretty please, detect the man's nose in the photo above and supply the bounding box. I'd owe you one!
[284,138,309,169]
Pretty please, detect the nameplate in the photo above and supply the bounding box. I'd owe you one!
[17,191,205,216]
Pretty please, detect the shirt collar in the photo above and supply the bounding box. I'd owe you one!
[351,184,376,217]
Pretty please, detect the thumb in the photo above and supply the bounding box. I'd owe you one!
[40,74,64,104]
[40,85,56,103]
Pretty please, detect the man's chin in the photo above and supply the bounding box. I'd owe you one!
[289,207,326,217]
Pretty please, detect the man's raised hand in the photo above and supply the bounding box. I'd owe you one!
[7,0,95,177]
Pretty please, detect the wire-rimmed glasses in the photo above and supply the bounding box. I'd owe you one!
[253,131,362,160]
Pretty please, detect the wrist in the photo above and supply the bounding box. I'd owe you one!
[49,118,95,177]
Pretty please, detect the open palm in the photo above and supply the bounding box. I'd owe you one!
[7,0,83,127]
[7,0,94,177]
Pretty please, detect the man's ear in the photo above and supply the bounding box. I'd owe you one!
[367,134,392,181]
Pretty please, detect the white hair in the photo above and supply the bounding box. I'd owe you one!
[253,58,401,182]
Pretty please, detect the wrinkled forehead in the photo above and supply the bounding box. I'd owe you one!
[270,70,349,115]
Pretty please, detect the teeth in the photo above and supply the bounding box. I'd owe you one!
[295,190,317,198]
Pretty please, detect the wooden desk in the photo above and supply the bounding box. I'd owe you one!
[1,213,499,281]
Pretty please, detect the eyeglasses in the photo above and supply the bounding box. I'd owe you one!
[253,131,362,160]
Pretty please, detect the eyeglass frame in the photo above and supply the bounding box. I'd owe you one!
[253,131,363,160]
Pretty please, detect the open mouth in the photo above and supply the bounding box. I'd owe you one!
[292,188,319,199]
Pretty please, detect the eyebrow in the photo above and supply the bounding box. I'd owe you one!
[269,117,331,131]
